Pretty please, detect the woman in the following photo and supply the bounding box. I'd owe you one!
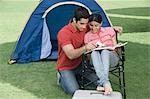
[84,13,120,95]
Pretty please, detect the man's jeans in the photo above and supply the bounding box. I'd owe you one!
[58,65,83,95]
[91,50,119,86]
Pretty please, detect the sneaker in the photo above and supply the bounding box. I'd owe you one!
[8,59,16,64]
[57,72,60,86]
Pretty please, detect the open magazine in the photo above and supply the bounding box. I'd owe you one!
[85,42,128,54]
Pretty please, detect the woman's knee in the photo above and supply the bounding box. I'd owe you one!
[101,50,110,54]
[91,51,99,57]
[101,50,110,56]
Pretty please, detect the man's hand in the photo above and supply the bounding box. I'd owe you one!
[62,43,96,60]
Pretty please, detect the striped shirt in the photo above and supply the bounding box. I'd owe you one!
[84,27,116,47]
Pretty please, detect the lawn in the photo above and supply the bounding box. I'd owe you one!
[106,7,150,16]
[0,0,150,99]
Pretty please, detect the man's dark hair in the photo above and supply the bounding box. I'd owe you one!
[89,13,102,23]
[74,6,90,22]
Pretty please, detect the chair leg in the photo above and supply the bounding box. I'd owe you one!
[118,67,122,94]
[81,54,126,98]
[119,65,126,99]
[122,68,126,99]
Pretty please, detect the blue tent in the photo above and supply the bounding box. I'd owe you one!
[10,0,111,63]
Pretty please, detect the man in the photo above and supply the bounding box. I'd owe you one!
[56,6,95,95]
[56,6,122,95]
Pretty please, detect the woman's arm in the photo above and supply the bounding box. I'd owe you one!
[112,34,117,45]
[113,26,123,34]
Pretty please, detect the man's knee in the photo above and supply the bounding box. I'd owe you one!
[60,82,79,96]
[68,87,79,95]
[59,74,79,96]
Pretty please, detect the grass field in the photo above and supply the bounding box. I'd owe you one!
[106,7,150,16]
[0,0,150,99]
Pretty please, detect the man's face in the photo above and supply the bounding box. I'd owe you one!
[75,18,89,32]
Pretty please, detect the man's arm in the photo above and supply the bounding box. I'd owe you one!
[62,43,96,60]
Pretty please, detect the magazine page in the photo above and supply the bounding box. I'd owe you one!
[114,42,128,48]
[84,42,128,54]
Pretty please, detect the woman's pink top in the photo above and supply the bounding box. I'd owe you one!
[84,27,116,47]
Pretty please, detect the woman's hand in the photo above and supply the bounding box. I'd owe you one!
[96,42,106,47]
[113,26,123,34]
[85,43,96,51]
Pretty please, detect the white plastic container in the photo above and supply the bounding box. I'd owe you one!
[72,90,122,99]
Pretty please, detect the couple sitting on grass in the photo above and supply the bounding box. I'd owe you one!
[56,6,122,96]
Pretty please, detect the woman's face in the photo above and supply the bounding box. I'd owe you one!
[89,21,101,33]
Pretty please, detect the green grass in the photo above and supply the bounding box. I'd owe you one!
[0,1,39,44]
[106,7,150,16]
[105,7,150,33]
[0,0,150,99]
[0,42,71,99]
[96,0,150,10]
[109,17,150,33]
[125,42,150,99]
